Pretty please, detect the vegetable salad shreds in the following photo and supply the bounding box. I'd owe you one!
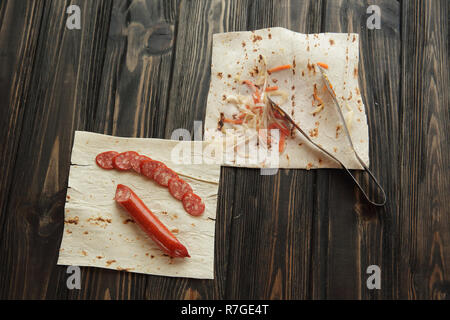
[220,58,292,153]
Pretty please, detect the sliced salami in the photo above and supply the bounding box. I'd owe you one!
[168,177,193,200]
[95,151,119,170]
[153,166,179,187]
[140,160,164,180]
[112,151,139,171]
[131,154,152,173]
[182,192,205,216]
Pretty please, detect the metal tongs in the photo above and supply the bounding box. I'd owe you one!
[267,66,386,206]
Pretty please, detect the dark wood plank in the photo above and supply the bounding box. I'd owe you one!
[223,0,323,299]
[398,0,449,300]
[94,0,179,139]
[86,0,180,299]
[0,0,45,270]
[0,0,113,299]
[148,0,249,299]
[313,0,401,299]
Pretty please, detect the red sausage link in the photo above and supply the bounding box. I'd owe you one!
[96,151,119,169]
[115,184,190,258]
[168,177,193,200]
[182,192,205,216]
[113,151,139,171]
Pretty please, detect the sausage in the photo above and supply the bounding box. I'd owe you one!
[95,151,119,169]
[168,177,193,201]
[140,160,164,179]
[182,192,205,216]
[115,184,190,258]
[131,155,151,173]
[113,151,139,171]
[153,166,179,187]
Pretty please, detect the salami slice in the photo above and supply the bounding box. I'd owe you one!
[95,151,119,169]
[168,177,193,200]
[182,192,205,216]
[140,160,164,179]
[131,154,152,173]
[153,166,179,187]
[112,151,139,171]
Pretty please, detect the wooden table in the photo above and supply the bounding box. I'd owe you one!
[0,0,448,300]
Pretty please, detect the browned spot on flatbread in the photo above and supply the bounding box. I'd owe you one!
[123,218,135,224]
[65,216,79,225]
[329,39,335,45]
[83,231,88,235]
[306,163,313,170]
[268,33,272,39]
[217,72,223,79]
[88,217,112,224]
[116,267,135,272]
[309,127,319,138]
[336,125,342,138]
[252,34,262,42]
[106,260,116,266]
[81,250,87,256]
[97,256,103,259]
[354,67,358,78]
[242,41,246,47]
[218,112,225,131]
[222,94,227,101]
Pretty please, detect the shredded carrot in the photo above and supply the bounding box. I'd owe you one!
[265,86,279,92]
[253,106,263,115]
[316,62,329,69]
[267,64,292,74]
[279,133,286,153]
[223,118,243,124]
[268,122,290,137]
[268,123,288,152]
[243,80,261,103]
[237,112,246,120]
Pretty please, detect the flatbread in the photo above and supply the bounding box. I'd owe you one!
[57,131,221,279]
[204,27,369,169]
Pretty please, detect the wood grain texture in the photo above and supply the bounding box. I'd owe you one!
[0,0,448,299]
[398,0,449,300]
[313,0,401,299]
[0,0,113,299]
[89,0,180,299]
[0,0,45,259]
[224,0,322,299]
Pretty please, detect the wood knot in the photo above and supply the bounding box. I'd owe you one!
[145,23,174,55]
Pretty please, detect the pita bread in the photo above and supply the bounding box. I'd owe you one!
[204,27,369,169]
[57,131,220,279]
